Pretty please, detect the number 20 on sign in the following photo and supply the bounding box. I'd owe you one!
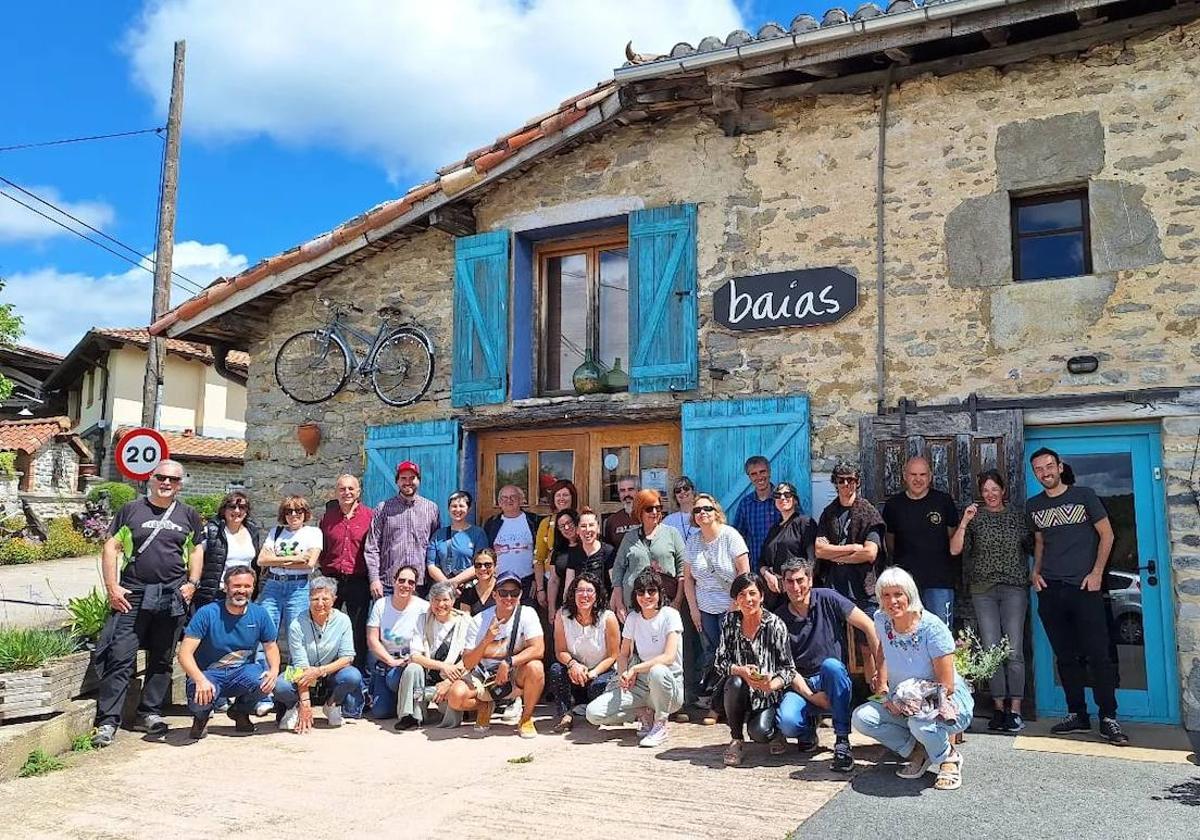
[115,428,171,481]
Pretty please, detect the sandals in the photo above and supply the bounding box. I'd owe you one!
[723,740,744,766]
[895,744,931,779]
[769,733,789,756]
[934,751,963,791]
[552,713,574,733]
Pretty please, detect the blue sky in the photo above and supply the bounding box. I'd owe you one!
[0,1,830,353]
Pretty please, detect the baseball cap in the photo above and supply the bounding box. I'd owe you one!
[495,570,523,588]
[395,460,421,479]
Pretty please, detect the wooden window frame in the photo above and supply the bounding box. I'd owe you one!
[534,229,628,396]
[1010,188,1093,282]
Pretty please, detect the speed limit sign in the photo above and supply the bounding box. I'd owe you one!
[115,428,171,481]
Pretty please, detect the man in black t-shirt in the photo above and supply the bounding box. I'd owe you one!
[92,459,204,748]
[882,456,960,627]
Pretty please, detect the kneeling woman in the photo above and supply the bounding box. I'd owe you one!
[549,572,620,731]
[408,581,472,728]
[586,569,685,748]
[852,566,974,791]
[713,572,796,766]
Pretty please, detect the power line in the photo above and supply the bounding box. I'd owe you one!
[0,189,205,298]
[0,175,206,295]
[0,127,164,153]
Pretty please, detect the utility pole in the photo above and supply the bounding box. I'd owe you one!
[141,39,185,429]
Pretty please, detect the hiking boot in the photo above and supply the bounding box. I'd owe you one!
[188,715,210,740]
[1050,712,1091,734]
[228,709,256,733]
[987,709,1007,732]
[133,713,170,736]
[1100,717,1130,746]
[1005,712,1026,733]
[92,724,117,748]
[831,738,855,772]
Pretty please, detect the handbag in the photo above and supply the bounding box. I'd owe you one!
[484,604,523,704]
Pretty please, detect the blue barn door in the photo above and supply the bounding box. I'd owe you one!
[681,396,812,517]
[452,230,510,407]
[363,419,461,510]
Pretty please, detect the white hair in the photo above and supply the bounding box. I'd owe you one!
[308,575,339,598]
[875,566,924,614]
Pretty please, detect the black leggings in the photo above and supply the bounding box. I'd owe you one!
[718,675,777,742]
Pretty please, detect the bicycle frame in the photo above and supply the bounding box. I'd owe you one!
[321,312,399,374]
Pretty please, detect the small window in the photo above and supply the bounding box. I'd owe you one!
[1011,190,1092,281]
[85,370,95,408]
[537,231,629,394]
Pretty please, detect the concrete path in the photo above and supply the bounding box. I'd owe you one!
[0,555,102,629]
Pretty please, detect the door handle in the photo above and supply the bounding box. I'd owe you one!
[1137,559,1157,586]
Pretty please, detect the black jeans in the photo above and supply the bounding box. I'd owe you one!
[718,675,778,742]
[93,583,187,728]
[329,573,371,671]
[1037,582,1118,718]
[547,664,615,716]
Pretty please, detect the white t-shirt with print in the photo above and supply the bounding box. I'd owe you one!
[494,515,534,579]
[622,606,684,674]
[467,604,543,669]
[368,596,430,656]
[685,525,749,615]
[263,524,323,563]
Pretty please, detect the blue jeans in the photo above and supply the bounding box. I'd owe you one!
[257,575,310,658]
[973,584,1027,700]
[274,665,365,714]
[920,588,955,628]
[698,611,723,679]
[852,680,975,765]
[777,658,853,737]
[187,662,267,717]
[369,660,428,720]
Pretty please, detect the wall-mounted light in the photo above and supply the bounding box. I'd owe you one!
[1066,355,1099,374]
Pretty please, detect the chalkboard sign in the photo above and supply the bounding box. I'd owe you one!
[712,267,858,331]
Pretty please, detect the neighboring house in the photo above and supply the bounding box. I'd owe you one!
[153,4,1200,732]
[0,416,93,525]
[0,343,68,420]
[42,328,248,485]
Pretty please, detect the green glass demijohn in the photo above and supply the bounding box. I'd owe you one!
[602,356,630,392]
[572,350,605,395]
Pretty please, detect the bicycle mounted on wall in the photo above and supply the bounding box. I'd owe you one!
[274,297,435,407]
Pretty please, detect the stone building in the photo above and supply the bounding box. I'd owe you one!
[0,416,93,523]
[154,1,1200,733]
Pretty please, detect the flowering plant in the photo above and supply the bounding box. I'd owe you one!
[953,626,1012,685]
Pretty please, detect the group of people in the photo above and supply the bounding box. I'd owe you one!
[89,443,1127,793]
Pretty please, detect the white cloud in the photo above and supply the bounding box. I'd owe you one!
[0,185,116,244]
[123,0,744,178]
[2,241,248,354]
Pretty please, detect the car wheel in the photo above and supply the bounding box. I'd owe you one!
[1117,614,1143,645]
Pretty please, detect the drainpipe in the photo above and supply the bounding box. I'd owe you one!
[874,62,896,416]
[211,343,248,387]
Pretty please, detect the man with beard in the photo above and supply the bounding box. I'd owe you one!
[365,460,441,598]
[177,565,281,739]
[603,475,641,548]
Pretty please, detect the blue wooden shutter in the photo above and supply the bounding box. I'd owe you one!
[682,396,812,515]
[628,204,698,393]
[452,230,510,407]
[363,419,460,509]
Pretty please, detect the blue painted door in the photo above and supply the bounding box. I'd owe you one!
[363,419,461,511]
[452,230,510,407]
[1026,424,1178,723]
[681,396,812,518]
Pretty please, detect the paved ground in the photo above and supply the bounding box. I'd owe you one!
[0,555,101,629]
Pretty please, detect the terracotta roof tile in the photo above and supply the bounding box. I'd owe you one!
[93,328,249,370]
[115,426,246,463]
[0,416,70,454]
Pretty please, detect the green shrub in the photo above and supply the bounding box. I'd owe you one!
[184,493,224,522]
[39,521,92,561]
[0,451,16,479]
[18,749,64,777]
[70,733,94,753]
[1,513,27,532]
[0,538,41,565]
[0,627,78,671]
[66,588,109,642]
[88,481,136,510]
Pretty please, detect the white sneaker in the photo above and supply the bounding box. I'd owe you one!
[500,697,523,725]
[324,703,344,727]
[255,700,274,717]
[278,707,299,732]
[639,719,669,748]
[636,708,654,738]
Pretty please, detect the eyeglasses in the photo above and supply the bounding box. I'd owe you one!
[394,578,417,588]
[498,495,520,502]
[227,502,248,510]
[693,505,716,514]
[473,562,495,570]
[576,589,596,597]
[284,508,308,515]
[643,505,663,514]
[496,589,522,599]
[834,477,859,486]
[772,491,795,499]
[153,474,182,484]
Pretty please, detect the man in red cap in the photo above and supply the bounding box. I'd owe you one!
[364,460,441,599]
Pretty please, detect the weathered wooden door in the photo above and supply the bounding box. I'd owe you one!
[363,419,461,509]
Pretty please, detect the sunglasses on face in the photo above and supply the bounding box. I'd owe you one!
[674,486,692,494]
[496,589,522,599]
[473,562,495,570]
[834,477,859,486]
[693,505,716,514]
[227,502,248,510]
[395,578,417,588]
[773,491,795,499]
[643,505,663,514]
[153,474,182,484]
[284,509,308,516]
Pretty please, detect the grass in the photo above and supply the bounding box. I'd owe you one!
[507,753,534,764]
[18,749,64,777]
[0,627,79,671]
[70,733,94,753]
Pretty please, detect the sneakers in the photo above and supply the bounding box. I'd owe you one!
[228,709,256,733]
[795,726,819,753]
[1005,712,1026,733]
[92,723,117,748]
[1050,712,1091,734]
[499,697,523,725]
[518,720,537,739]
[133,713,169,736]
[324,703,344,728]
[394,715,419,731]
[1100,717,1130,746]
[188,715,210,741]
[831,738,855,772]
[639,719,669,748]
[254,699,274,717]
[278,707,299,732]
[635,708,654,739]
[987,709,1007,732]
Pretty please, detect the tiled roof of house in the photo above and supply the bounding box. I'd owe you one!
[0,416,71,454]
[115,426,246,464]
[92,328,250,369]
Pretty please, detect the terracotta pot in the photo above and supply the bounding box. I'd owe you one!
[296,423,321,456]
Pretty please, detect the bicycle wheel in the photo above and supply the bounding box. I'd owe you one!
[275,330,351,404]
[371,328,434,407]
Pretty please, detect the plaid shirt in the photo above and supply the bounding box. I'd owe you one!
[732,490,781,572]
[363,494,441,586]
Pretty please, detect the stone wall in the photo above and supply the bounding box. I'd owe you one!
[180,461,244,495]
[29,442,80,495]
[1163,413,1200,730]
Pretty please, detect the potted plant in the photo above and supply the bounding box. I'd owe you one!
[0,627,90,722]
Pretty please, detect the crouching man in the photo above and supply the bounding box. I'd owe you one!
[177,565,280,739]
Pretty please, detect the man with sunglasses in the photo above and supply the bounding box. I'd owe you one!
[92,459,204,747]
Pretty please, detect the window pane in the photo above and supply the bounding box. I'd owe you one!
[598,248,629,371]
[1018,232,1086,281]
[496,453,530,502]
[601,446,631,502]
[639,444,669,501]
[544,253,588,391]
[536,450,575,505]
[1016,198,1083,233]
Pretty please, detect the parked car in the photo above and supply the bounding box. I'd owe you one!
[1105,570,1143,646]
